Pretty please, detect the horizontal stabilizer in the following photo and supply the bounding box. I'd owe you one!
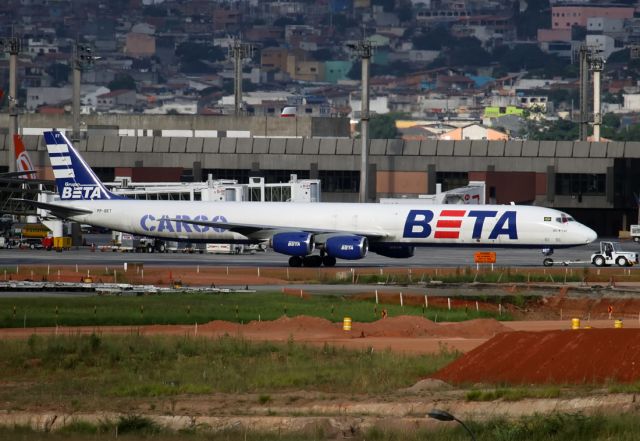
[0,170,37,178]
[0,176,54,185]
[171,218,388,238]
[11,198,93,219]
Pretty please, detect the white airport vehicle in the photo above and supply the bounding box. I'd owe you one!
[591,241,638,267]
[542,241,638,267]
[22,131,598,267]
[102,232,167,253]
[630,224,640,242]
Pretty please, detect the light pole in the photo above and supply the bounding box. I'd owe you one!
[72,42,96,141]
[228,38,253,116]
[1,36,20,172]
[346,39,373,203]
[428,409,477,441]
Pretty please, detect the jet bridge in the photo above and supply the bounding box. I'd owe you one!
[107,174,321,202]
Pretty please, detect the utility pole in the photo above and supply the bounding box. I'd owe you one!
[1,37,20,172]
[72,42,95,141]
[348,40,373,203]
[228,39,253,116]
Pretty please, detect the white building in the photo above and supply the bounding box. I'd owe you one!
[350,95,389,118]
[623,94,640,111]
[26,38,59,57]
[587,17,624,34]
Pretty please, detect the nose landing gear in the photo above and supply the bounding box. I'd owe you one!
[541,247,555,266]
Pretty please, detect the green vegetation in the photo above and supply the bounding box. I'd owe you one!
[608,381,640,394]
[356,267,582,285]
[466,386,561,402]
[0,291,509,328]
[0,334,457,405]
[107,73,136,91]
[369,113,400,139]
[3,412,640,440]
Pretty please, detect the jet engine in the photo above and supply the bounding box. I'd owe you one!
[325,235,368,260]
[270,232,314,256]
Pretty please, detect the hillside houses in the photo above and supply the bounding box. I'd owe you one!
[1,0,640,139]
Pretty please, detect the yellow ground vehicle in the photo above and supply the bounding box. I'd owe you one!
[19,223,51,239]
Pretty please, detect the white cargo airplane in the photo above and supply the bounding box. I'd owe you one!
[21,131,597,267]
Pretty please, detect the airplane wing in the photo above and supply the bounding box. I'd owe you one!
[10,199,93,218]
[171,218,388,239]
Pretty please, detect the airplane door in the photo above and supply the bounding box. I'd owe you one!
[309,183,319,202]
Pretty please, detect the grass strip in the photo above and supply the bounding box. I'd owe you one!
[0,333,459,407]
[0,292,509,328]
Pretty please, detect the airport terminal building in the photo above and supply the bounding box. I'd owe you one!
[0,114,637,236]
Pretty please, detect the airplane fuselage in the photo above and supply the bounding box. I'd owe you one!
[62,200,595,248]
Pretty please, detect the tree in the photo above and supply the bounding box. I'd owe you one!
[176,41,225,74]
[412,27,452,51]
[396,1,413,23]
[199,86,219,97]
[446,37,491,67]
[312,48,333,62]
[494,44,554,71]
[108,74,136,91]
[603,113,621,129]
[372,0,395,12]
[143,5,166,17]
[515,0,550,39]
[527,119,579,141]
[45,63,70,87]
[274,16,301,27]
[369,114,399,139]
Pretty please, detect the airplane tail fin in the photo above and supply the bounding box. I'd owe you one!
[14,134,36,179]
[43,131,121,200]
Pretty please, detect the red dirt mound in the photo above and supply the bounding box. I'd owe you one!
[245,315,340,334]
[353,315,437,337]
[432,328,640,385]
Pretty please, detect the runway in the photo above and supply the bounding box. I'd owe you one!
[0,238,630,268]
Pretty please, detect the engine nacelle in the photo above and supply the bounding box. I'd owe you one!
[270,232,314,256]
[325,235,368,260]
[370,243,415,258]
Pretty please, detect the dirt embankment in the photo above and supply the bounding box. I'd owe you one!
[433,328,640,385]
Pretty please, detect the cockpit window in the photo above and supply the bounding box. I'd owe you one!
[555,214,575,223]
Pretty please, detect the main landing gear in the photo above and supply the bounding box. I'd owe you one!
[288,255,337,267]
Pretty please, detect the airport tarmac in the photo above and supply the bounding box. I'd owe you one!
[0,237,632,268]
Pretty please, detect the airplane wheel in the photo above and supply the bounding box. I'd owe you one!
[289,256,303,267]
[303,255,322,267]
[542,258,553,267]
[593,255,605,267]
[616,256,629,267]
[322,256,337,267]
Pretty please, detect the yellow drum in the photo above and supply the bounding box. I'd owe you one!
[614,319,623,329]
[343,317,352,331]
[571,318,580,330]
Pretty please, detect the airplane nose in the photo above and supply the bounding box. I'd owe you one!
[584,226,597,243]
